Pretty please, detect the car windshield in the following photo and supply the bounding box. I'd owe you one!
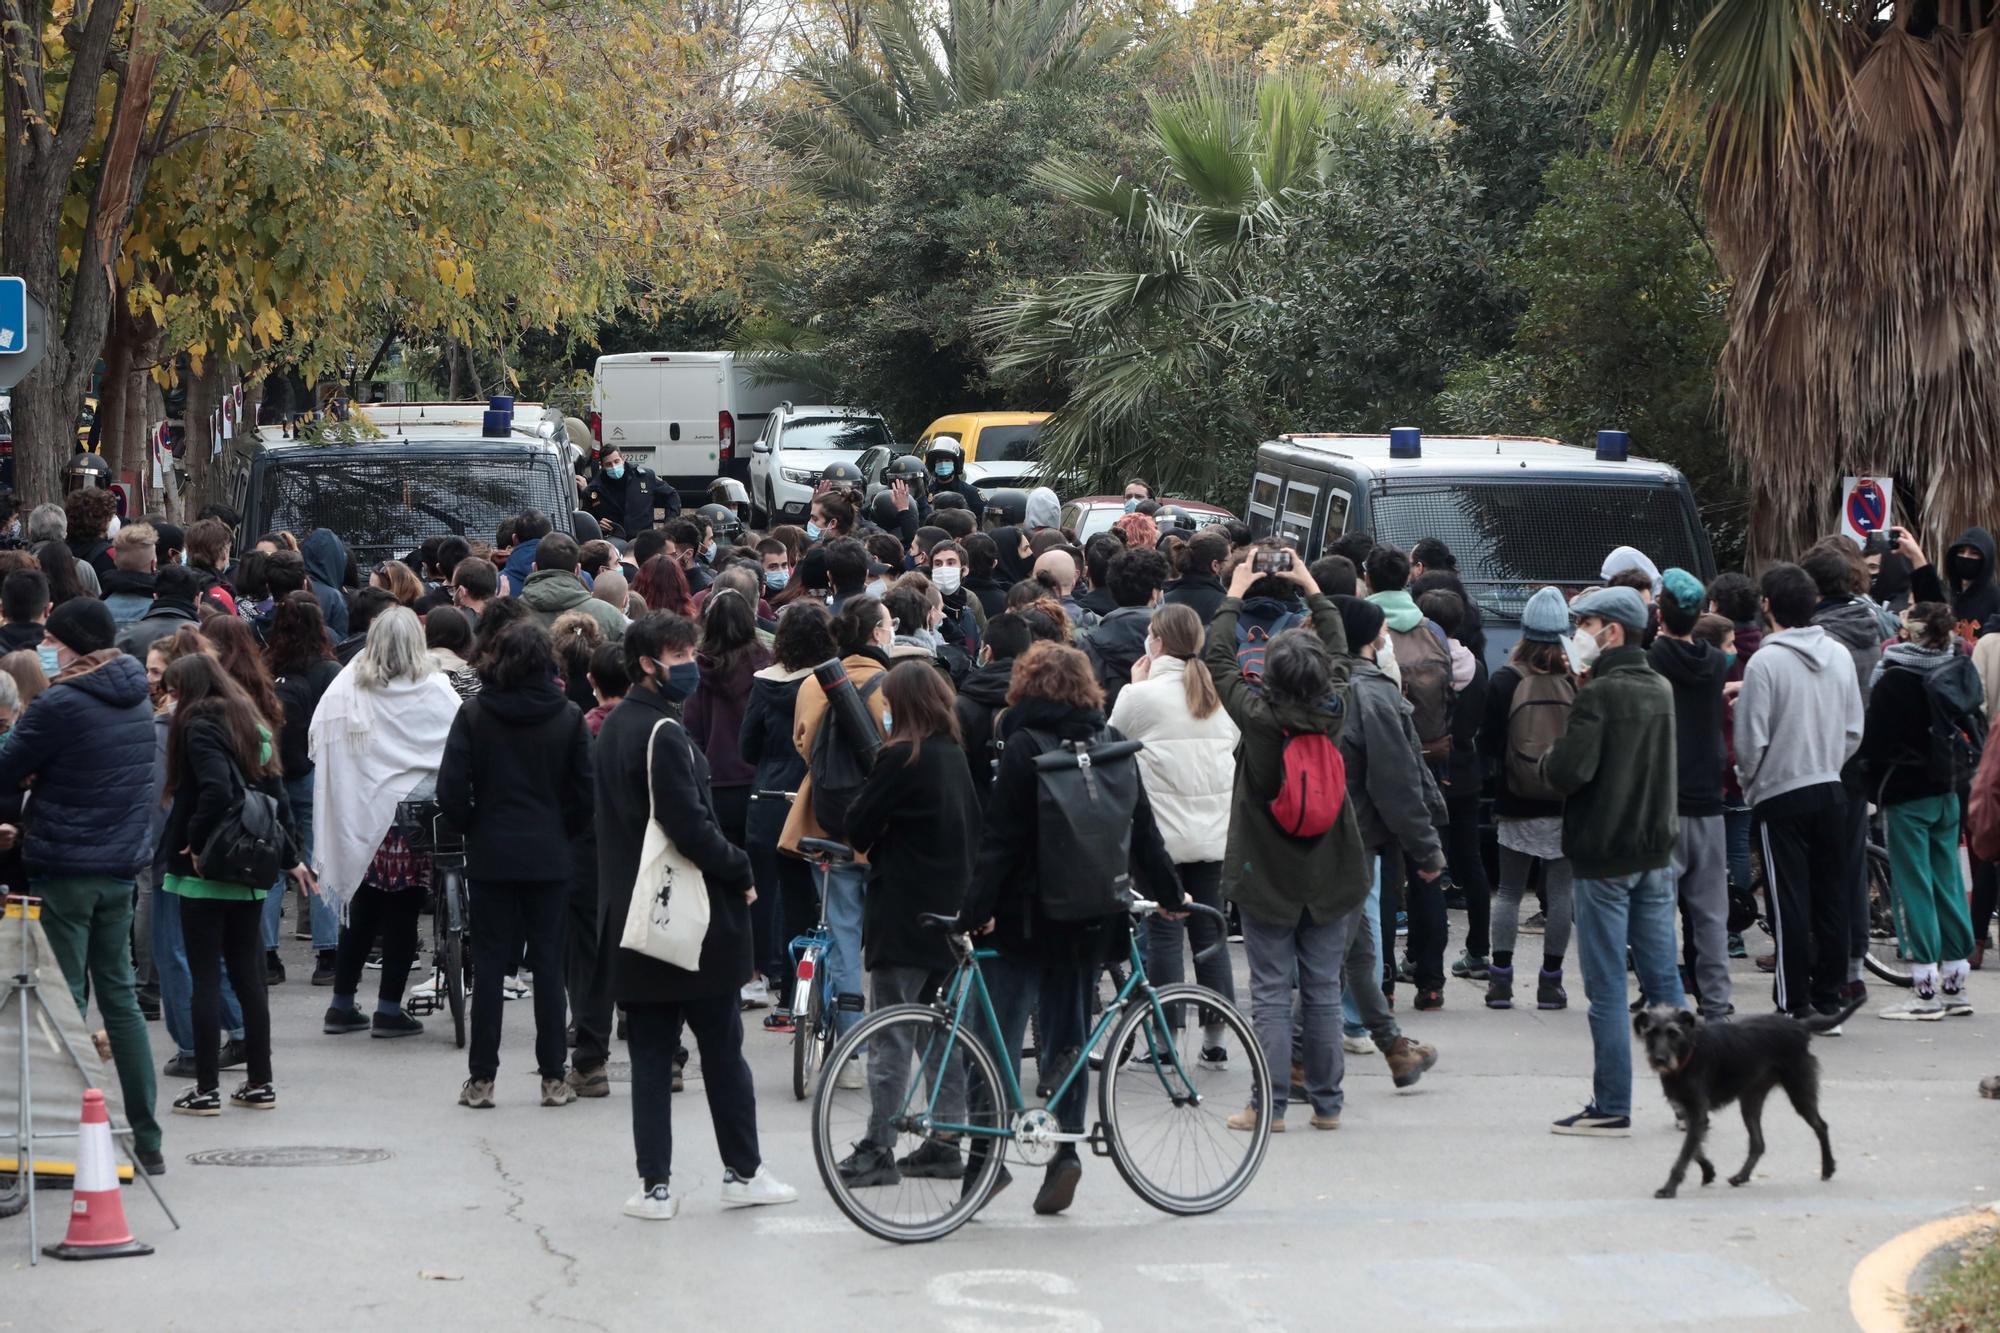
[258,452,569,565]
[975,424,1041,463]
[784,417,892,453]
[1369,481,1702,618]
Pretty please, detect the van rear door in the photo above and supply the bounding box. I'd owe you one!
[598,356,724,482]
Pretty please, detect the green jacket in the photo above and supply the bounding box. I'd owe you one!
[1206,592,1370,928]
[1539,643,1678,878]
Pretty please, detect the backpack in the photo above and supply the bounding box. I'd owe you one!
[808,674,886,839]
[1505,669,1576,802]
[1269,731,1346,838]
[1026,728,1146,920]
[1387,619,1454,760]
[197,765,289,890]
[1912,656,1985,789]
[1235,604,1305,683]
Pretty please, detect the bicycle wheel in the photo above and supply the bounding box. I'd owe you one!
[1863,842,1914,988]
[792,959,823,1100]
[1099,984,1271,1216]
[443,868,468,1047]
[812,1004,1009,1243]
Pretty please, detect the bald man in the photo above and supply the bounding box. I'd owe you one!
[1033,549,1100,632]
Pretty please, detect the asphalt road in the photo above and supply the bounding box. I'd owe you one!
[8,921,1997,1332]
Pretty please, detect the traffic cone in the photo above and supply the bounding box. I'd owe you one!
[42,1089,153,1261]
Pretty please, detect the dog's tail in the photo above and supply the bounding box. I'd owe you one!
[1799,993,1866,1033]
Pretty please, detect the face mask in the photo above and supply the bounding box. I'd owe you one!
[38,645,60,677]
[805,521,822,542]
[1571,627,1601,672]
[702,542,717,564]
[1146,635,1162,660]
[605,463,625,481]
[935,462,955,479]
[1124,498,1140,513]
[764,568,789,592]
[655,660,700,702]
[881,708,894,734]
[932,566,961,595]
[866,577,888,599]
[1722,650,1738,671]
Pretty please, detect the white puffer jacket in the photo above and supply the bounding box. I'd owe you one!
[1108,656,1240,864]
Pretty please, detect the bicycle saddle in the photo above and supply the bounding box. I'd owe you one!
[798,837,855,863]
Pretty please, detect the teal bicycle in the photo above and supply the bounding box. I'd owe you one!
[808,865,1272,1243]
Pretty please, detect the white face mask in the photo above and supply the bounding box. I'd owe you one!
[1145,634,1162,660]
[1571,626,1602,671]
[932,566,962,595]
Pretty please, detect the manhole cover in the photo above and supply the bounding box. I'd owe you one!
[605,1062,631,1082]
[186,1146,390,1168]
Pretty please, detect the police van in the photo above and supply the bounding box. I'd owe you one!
[1247,430,1715,655]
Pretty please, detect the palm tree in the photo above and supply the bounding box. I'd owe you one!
[770,0,1132,204]
[980,66,1404,498]
[1557,2,2000,562]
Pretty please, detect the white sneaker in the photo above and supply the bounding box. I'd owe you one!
[407,972,443,1001]
[623,1183,678,1220]
[1342,1034,1378,1056]
[720,1167,798,1208]
[740,978,772,1010]
[835,1057,865,1091]
[1942,991,1975,1017]
[502,976,532,1001]
[1879,998,1946,1022]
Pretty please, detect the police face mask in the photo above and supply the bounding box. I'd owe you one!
[605,463,626,481]
[935,461,955,479]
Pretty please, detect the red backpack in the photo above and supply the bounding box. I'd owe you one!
[1269,731,1346,838]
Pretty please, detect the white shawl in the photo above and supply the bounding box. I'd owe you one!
[308,663,463,916]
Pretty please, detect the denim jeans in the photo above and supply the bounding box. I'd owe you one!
[286,771,339,951]
[151,881,244,1057]
[1242,906,1354,1118]
[982,955,1089,1134]
[822,861,868,1039]
[1723,802,1754,893]
[36,876,162,1154]
[1572,867,1685,1119]
[1344,865,1382,1036]
[1143,861,1234,1033]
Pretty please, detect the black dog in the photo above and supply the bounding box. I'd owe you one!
[1634,997,1862,1199]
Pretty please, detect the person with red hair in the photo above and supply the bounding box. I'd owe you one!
[633,554,696,617]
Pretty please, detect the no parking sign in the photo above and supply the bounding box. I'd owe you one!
[1840,476,1893,546]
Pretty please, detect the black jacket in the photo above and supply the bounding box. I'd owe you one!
[596,685,754,1004]
[1161,573,1225,625]
[1650,635,1728,817]
[1074,585,1118,621]
[115,598,200,659]
[1082,606,1153,713]
[438,682,594,883]
[0,621,43,653]
[1912,526,2000,630]
[1440,650,1488,801]
[582,463,676,538]
[846,739,978,971]
[1479,664,1566,821]
[955,698,1182,968]
[1856,644,1964,806]
[160,711,301,882]
[953,657,1014,805]
[0,651,157,877]
[964,574,1009,619]
[271,657,342,780]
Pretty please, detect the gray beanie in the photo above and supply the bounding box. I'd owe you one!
[1519,585,1571,642]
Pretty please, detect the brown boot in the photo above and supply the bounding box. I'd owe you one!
[1383,1037,1438,1090]
[1755,952,1776,973]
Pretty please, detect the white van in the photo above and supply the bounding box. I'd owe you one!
[589,352,811,504]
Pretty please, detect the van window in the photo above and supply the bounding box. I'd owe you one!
[973,424,1040,463]
[1248,473,1280,539]
[1322,488,1351,545]
[782,417,892,453]
[257,453,569,565]
[1278,481,1317,546]
[1369,481,1703,618]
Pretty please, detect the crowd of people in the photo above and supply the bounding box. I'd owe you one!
[4,458,1998,1217]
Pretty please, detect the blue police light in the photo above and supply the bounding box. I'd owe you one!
[483,395,514,439]
[1389,427,1421,459]
[1595,430,1629,462]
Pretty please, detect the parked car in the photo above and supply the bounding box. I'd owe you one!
[915,411,1048,495]
[747,403,896,526]
[590,351,811,505]
[1061,496,1234,544]
[1247,429,1715,665]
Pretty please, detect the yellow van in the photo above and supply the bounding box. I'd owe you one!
[915,411,1048,490]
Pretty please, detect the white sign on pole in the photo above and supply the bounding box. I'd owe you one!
[1839,475,1894,547]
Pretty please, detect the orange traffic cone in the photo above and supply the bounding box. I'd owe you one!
[42,1089,153,1261]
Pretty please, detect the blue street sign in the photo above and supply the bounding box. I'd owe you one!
[1847,478,1887,534]
[0,277,25,355]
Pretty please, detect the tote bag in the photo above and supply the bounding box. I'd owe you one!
[619,719,711,970]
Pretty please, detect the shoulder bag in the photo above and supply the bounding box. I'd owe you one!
[619,718,712,970]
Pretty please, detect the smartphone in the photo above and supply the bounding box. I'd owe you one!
[1862,530,1892,557]
[1253,548,1294,574]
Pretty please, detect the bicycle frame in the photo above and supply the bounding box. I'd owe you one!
[911,923,1200,1146]
[787,858,837,1018]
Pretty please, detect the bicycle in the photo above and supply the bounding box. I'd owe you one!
[788,841,843,1100]
[1749,835,1907,987]
[399,801,473,1045]
[809,878,1271,1243]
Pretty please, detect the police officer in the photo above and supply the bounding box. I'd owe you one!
[923,438,985,521]
[582,446,677,538]
[705,477,753,539]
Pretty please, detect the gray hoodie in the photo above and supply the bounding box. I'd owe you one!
[1812,596,1890,703]
[1335,659,1446,871]
[1733,625,1863,807]
[1024,486,1062,533]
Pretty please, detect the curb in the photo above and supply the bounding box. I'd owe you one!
[1849,1205,2000,1333]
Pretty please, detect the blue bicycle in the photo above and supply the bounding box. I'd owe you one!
[788,839,842,1100]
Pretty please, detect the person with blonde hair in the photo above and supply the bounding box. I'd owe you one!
[102,521,161,627]
[311,607,462,1038]
[1110,602,1240,1059]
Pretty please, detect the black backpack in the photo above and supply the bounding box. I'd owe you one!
[809,674,886,839]
[1026,729,1146,921]
[197,767,289,890]
[1914,655,1986,788]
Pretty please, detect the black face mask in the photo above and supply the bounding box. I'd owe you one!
[1950,551,1984,582]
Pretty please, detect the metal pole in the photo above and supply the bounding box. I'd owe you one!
[11,896,40,1262]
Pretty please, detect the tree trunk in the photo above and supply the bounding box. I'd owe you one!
[181,361,221,513]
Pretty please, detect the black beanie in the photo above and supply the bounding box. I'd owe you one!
[1331,594,1384,653]
[46,597,117,655]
